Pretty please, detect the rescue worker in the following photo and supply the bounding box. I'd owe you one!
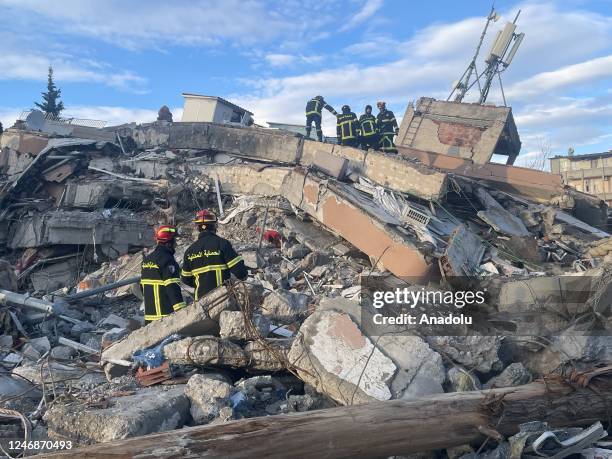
[376,101,399,154]
[305,95,337,142]
[336,105,360,147]
[358,105,379,150]
[181,210,247,300]
[140,226,185,324]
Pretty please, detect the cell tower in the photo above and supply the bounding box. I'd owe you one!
[448,6,525,105]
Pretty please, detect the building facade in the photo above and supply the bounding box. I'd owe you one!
[550,151,612,205]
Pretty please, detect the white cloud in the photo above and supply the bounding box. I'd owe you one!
[0,0,302,49]
[265,54,296,67]
[341,0,384,31]
[0,52,148,92]
[507,55,612,97]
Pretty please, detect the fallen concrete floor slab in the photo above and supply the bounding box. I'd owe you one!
[282,169,436,281]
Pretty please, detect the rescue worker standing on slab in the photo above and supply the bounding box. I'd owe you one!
[141,226,185,324]
[336,105,360,147]
[181,210,247,301]
[305,95,337,142]
[358,105,379,150]
[376,101,399,154]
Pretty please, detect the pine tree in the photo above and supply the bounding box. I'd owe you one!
[35,66,65,117]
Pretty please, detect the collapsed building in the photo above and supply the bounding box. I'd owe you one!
[0,101,610,458]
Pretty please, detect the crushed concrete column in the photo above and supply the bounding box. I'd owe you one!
[282,169,435,281]
[101,286,235,376]
[163,336,247,367]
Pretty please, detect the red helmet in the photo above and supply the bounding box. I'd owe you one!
[193,209,217,225]
[155,225,178,243]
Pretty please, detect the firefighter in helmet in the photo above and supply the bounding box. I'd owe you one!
[181,210,247,300]
[305,95,337,142]
[336,104,360,147]
[140,225,185,324]
[376,101,398,154]
[358,105,379,150]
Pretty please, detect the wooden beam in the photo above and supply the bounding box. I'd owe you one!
[40,370,612,459]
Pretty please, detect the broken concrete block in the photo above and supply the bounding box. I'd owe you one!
[283,216,340,252]
[219,311,270,341]
[304,149,348,179]
[261,290,311,324]
[288,309,396,405]
[185,374,233,425]
[44,386,189,444]
[484,363,531,389]
[13,362,106,387]
[98,313,131,330]
[0,375,40,400]
[425,336,502,374]
[50,345,77,360]
[30,259,79,293]
[376,334,445,399]
[195,164,292,196]
[21,336,51,361]
[101,286,235,373]
[285,243,311,259]
[163,336,248,368]
[552,336,611,363]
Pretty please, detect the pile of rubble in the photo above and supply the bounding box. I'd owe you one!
[0,115,610,457]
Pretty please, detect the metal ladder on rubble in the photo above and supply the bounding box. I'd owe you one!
[403,98,433,147]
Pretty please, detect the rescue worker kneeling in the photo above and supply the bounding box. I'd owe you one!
[181,210,247,301]
[336,105,360,147]
[141,225,185,324]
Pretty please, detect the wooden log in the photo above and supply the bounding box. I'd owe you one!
[40,370,612,459]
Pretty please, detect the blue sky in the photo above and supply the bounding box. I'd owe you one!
[1,0,611,167]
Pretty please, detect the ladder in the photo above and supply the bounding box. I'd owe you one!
[403,98,433,147]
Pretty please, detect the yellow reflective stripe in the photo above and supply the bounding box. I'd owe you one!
[141,278,181,286]
[172,302,186,311]
[181,269,193,277]
[164,277,180,286]
[153,285,161,318]
[195,275,200,301]
[215,269,222,287]
[191,263,229,275]
[226,256,242,268]
[145,314,162,321]
[306,111,321,116]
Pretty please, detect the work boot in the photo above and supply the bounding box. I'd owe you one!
[316,129,323,142]
[305,127,311,139]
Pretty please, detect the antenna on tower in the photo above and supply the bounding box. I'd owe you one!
[448,6,525,106]
[448,5,499,103]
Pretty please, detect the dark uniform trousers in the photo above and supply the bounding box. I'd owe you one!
[337,112,360,147]
[358,114,379,150]
[140,245,185,324]
[377,109,398,154]
[181,231,248,301]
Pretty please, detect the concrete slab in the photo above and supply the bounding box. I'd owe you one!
[44,386,189,444]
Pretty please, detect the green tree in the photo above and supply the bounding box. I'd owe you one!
[35,66,65,117]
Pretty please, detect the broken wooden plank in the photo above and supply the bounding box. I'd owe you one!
[39,369,612,458]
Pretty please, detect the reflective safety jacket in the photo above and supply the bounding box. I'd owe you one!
[140,245,185,322]
[336,112,360,141]
[358,113,378,137]
[376,109,398,135]
[181,231,248,300]
[305,98,337,117]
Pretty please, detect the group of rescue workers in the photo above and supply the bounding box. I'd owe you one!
[140,210,247,324]
[305,96,399,153]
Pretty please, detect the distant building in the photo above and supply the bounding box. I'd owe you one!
[181,93,253,125]
[550,151,612,205]
[266,121,337,144]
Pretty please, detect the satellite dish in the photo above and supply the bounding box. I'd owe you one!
[25,110,45,131]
